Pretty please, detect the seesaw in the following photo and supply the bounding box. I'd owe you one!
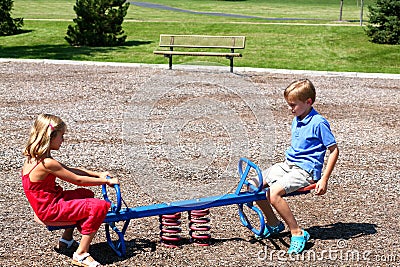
[43,158,316,257]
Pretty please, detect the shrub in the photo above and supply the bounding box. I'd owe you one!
[65,0,130,46]
[0,0,23,36]
[365,0,400,44]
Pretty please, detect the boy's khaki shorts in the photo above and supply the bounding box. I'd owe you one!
[261,160,314,194]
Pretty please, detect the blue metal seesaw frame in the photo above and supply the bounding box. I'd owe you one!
[47,158,315,257]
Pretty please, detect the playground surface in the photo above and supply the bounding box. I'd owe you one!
[0,60,399,266]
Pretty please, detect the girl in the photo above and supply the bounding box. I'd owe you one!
[22,114,119,267]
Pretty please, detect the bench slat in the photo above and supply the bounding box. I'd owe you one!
[159,34,245,49]
[153,51,242,57]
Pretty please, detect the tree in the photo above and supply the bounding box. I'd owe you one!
[65,0,130,46]
[0,0,23,36]
[365,0,400,44]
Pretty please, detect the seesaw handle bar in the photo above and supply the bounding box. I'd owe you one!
[102,176,122,213]
[236,157,264,194]
[236,158,266,236]
[101,158,262,215]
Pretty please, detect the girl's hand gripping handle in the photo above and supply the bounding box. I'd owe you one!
[102,175,122,213]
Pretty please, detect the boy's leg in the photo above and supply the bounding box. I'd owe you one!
[248,171,280,226]
[246,165,285,238]
[255,199,280,226]
[267,161,313,236]
[269,183,310,254]
[268,183,302,236]
[258,163,287,226]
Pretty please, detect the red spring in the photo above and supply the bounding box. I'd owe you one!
[188,209,211,246]
[159,212,182,248]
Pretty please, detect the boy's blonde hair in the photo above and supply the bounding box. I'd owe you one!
[23,114,66,161]
[284,79,316,104]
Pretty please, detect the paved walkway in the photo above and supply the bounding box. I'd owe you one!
[130,1,322,21]
[1,58,399,79]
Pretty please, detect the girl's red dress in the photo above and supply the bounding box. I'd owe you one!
[22,161,110,235]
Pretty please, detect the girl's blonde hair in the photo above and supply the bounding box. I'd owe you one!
[284,79,316,104]
[23,114,66,161]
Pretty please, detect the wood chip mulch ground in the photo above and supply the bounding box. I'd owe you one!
[0,61,399,267]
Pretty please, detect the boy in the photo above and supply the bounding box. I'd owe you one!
[254,79,339,254]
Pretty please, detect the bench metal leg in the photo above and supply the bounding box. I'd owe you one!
[227,56,234,73]
[164,55,173,70]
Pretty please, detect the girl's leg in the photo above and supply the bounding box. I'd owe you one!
[73,232,102,266]
[61,227,74,241]
[62,188,94,201]
[75,232,97,255]
[57,189,94,247]
[56,228,79,253]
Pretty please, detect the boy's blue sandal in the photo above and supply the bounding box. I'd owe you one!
[255,221,285,239]
[287,230,310,254]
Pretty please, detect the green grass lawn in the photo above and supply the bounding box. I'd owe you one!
[2,0,398,74]
[128,0,374,21]
[12,0,375,21]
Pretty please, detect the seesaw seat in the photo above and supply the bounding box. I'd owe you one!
[34,213,77,230]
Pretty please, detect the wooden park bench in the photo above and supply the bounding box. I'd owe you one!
[153,34,246,73]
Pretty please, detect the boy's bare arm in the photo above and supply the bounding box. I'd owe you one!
[315,144,339,195]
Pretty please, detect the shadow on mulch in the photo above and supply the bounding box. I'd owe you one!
[307,222,378,240]
[89,236,248,264]
[88,222,377,264]
[89,238,157,264]
[247,222,377,251]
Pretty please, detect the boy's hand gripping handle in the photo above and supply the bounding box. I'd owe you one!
[102,176,122,213]
[236,158,266,237]
[237,157,264,193]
